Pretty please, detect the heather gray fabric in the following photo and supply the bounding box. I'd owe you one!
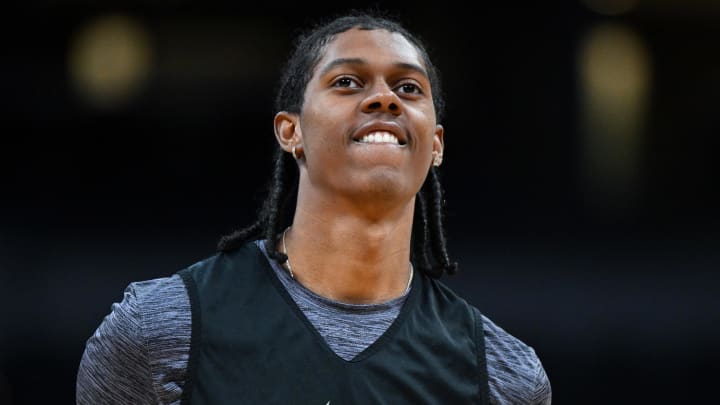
[256,239,409,361]
[77,241,551,404]
[77,274,191,405]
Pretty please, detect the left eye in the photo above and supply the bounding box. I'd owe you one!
[397,83,421,94]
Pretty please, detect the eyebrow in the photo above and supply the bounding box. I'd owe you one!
[318,57,428,79]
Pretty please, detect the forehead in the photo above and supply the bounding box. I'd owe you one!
[317,27,425,71]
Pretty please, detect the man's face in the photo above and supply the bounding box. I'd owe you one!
[296,27,444,208]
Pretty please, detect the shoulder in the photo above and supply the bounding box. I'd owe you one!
[479,311,552,405]
[179,242,263,283]
[129,273,192,317]
[423,277,476,311]
[128,274,192,345]
[108,274,192,336]
[89,273,192,357]
[89,273,190,345]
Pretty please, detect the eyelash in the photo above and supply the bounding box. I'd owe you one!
[332,76,423,95]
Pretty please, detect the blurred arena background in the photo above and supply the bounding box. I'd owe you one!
[1,1,719,403]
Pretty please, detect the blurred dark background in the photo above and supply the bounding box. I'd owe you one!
[2,0,719,404]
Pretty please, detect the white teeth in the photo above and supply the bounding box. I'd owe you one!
[358,131,399,145]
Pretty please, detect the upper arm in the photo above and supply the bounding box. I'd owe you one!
[531,349,552,405]
[76,284,156,405]
[480,310,553,405]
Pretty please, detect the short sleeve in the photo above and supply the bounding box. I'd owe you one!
[530,348,552,404]
[76,283,157,405]
[479,309,552,405]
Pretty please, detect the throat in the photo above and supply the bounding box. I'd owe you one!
[281,204,416,304]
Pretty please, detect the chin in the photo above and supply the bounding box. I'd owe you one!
[354,171,409,201]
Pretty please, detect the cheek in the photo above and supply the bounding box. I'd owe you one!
[302,93,334,127]
[414,123,438,152]
[300,112,349,160]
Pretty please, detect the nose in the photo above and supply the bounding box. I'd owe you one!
[361,84,402,116]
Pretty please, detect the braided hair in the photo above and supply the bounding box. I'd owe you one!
[218,9,458,278]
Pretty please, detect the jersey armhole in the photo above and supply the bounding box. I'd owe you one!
[178,268,202,405]
[473,308,491,405]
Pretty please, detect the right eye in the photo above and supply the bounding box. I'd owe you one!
[332,76,361,89]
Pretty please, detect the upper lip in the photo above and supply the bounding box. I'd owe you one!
[352,121,408,145]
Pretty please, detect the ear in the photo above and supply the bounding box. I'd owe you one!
[274,111,301,152]
[432,124,444,167]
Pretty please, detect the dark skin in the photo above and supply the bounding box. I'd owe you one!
[274,28,444,304]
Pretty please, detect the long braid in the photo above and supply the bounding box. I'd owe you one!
[262,147,296,263]
[427,167,459,277]
[216,220,263,252]
[411,189,431,272]
[217,147,297,263]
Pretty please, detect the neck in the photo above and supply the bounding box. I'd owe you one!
[280,198,416,304]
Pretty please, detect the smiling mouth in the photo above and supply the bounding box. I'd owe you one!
[354,131,406,146]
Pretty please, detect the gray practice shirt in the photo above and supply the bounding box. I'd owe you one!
[77,240,552,404]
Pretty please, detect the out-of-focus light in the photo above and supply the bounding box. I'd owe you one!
[580,24,650,107]
[582,0,640,15]
[68,15,153,110]
[577,22,652,213]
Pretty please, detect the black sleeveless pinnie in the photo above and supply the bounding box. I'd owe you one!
[178,242,490,404]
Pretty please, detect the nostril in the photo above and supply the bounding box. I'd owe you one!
[368,101,381,109]
[389,103,398,111]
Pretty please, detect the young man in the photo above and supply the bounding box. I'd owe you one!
[77,10,552,404]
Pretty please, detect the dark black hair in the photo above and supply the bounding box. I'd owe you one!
[218,9,458,278]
